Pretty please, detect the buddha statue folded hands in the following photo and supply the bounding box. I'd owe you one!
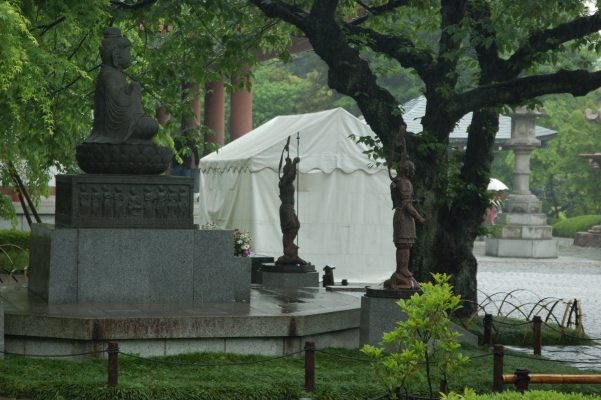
[85,27,158,145]
[76,27,170,175]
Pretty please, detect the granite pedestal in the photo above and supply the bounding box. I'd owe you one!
[250,254,275,284]
[574,224,601,248]
[260,263,319,288]
[485,195,558,258]
[29,224,251,304]
[55,174,195,229]
[359,288,477,347]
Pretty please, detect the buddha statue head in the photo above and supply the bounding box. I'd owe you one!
[99,27,132,70]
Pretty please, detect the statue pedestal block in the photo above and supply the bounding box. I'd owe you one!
[55,174,195,229]
[359,288,478,347]
[485,195,558,258]
[259,263,319,288]
[250,254,275,284]
[574,231,601,248]
[485,238,558,258]
[28,225,251,304]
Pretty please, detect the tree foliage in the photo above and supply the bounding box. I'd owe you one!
[0,0,281,223]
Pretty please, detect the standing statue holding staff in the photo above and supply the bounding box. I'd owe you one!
[384,125,426,290]
[275,137,307,266]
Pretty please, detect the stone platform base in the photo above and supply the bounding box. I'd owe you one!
[29,224,250,304]
[359,293,477,347]
[1,285,360,358]
[260,270,319,288]
[56,174,195,229]
[250,254,275,284]
[485,238,558,258]
[574,232,601,248]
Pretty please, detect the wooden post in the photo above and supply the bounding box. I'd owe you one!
[515,367,530,392]
[533,316,542,356]
[484,314,493,346]
[108,342,119,388]
[493,344,504,393]
[439,379,448,395]
[304,341,315,392]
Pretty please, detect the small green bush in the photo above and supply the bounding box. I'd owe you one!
[445,389,601,399]
[0,229,30,249]
[0,229,30,271]
[552,215,601,238]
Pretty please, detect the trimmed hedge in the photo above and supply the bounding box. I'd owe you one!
[0,229,30,250]
[552,215,601,238]
[460,391,600,399]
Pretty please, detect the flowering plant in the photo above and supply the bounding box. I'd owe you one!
[233,228,252,257]
[202,222,219,230]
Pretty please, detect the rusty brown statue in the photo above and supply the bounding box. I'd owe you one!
[384,126,426,290]
[275,156,307,266]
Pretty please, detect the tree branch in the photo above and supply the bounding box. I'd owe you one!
[248,0,309,30]
[508,12,601,71]
[452,69,601,119]
[467,0,511,81]
[37,16,66,36]
[342,23,433,79]
[434,0,469,89]
[250,0,403,147]
[110,0,158,10]
[351,0,410,25]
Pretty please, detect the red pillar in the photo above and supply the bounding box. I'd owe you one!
[203,78,225,155]
[182,82,201,136]
[156,106,171,127]
[230,71,253,141]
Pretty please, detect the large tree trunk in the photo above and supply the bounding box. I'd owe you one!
[409,109,499,317]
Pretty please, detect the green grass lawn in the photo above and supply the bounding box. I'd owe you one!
[0,344,600,400]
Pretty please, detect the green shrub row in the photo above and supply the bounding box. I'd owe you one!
[552,215,601,238]
[449,390,600,399]
[0,229,30,249]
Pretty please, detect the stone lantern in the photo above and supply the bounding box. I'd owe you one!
[485,106,558,258]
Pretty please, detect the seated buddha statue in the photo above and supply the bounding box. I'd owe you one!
[84,27,158,145]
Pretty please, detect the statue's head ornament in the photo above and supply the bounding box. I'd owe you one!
[99,27,131,67]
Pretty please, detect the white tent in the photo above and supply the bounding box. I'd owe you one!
[198,108,395,282]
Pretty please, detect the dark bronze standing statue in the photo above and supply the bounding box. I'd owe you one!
[275,156,307,265]
[384,126,426,290]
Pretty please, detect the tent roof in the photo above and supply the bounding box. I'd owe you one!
[200,108,384,174]
[398,96,557,144]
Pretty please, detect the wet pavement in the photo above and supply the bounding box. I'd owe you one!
[475,240,601,341]
[0,283,359,318]
[474,239,601,371]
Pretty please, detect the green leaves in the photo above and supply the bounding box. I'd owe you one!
[362,274,468,399]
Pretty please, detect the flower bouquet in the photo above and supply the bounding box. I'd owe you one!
[233,228,252,257]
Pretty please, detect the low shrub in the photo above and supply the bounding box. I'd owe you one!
[0,229,30,271]
[444,389,601,399]
[552,215,601,238]
[455,315,596,347]
[0,229,30,249]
